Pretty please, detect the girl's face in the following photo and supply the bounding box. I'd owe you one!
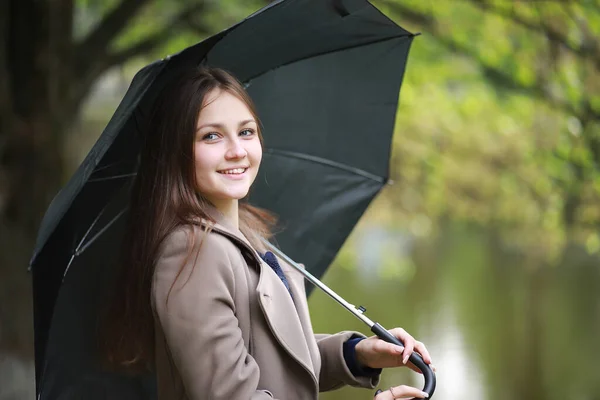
[194,88,262,211]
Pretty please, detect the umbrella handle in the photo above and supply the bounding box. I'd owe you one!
[371,323,436,398]
[260,239,436,397]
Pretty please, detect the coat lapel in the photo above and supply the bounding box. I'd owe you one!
[255,259,318,385]
[277,259,322,377]
[208,219,318,385]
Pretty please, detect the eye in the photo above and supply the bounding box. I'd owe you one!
[202,132,219,141]
[239,128,255,137]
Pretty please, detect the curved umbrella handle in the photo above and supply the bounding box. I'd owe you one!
[371,323,437,399]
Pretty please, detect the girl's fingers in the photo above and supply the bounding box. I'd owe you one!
[386,343,404,355]
[372,339,403,357]
[403,341,414,364]
[402,334,415,364]
[410,341,436,373]
[389,328,434,367]
[374,328,435,371]
[414,340,432,364]
[373,339,404,359]
[393,330,415,365]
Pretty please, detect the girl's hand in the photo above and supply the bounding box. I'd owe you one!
[374,386,429,399]
[355,327,434,374]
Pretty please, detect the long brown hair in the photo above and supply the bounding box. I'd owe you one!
[101,67,275,371]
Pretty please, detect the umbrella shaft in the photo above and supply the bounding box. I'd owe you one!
[262,240,374,327]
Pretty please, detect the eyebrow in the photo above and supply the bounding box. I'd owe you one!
[196,119,256,131]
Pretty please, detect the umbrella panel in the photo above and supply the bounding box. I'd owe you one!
[208,0,411,83]
[250,154,383,281]
[245,36,411,182]
[38,184,157,399]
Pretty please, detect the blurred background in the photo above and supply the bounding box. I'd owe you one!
[1,0,599,399]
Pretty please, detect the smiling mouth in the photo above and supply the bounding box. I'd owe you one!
[218,167,248,175]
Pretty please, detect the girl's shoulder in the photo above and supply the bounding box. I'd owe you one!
[160,223,239,261]
[153,224,246,293]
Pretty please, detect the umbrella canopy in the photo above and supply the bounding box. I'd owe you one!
[30,0,417,397]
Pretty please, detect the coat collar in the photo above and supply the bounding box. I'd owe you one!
[194,207,262,264]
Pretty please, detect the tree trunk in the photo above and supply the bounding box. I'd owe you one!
[1,107,67,355]
[0,0,71,373]
[0,6,75,399]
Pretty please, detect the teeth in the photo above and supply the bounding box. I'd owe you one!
[219,168,246,174]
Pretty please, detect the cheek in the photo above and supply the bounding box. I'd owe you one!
[250,140,263,164]
[194,144,217,175]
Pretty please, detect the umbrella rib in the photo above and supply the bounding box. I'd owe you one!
[75,208,127,257]
[74,201,111,257]
[264,148,386,183]
[62,254,76,281]
[91,160,138,175]
[92,161,126,174]
[243,32,415,85]
[88,172,137,183]
[62,207,125,279]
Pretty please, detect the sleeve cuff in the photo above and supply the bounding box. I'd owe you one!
[343,337,382,378]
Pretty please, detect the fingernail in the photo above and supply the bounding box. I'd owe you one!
[396,346,404,354]
[403,355,409,364]
[422,392,429,398]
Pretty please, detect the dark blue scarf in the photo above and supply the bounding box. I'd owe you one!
[259,251,293,300]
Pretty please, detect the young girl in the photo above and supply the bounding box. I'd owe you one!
[105,67,432,399]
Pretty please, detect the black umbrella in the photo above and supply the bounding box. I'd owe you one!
[30,0,434,398]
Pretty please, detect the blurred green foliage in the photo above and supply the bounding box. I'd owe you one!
[74,0,268,58]
[364,0,600,263]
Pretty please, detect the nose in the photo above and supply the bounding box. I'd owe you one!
[225,137,247,160]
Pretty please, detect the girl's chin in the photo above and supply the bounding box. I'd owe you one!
[197,180,253,201]
[211,190,251,202]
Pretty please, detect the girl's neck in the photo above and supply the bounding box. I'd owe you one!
[213,199,239,230]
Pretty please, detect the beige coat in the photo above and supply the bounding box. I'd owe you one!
[151,218,379,399]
